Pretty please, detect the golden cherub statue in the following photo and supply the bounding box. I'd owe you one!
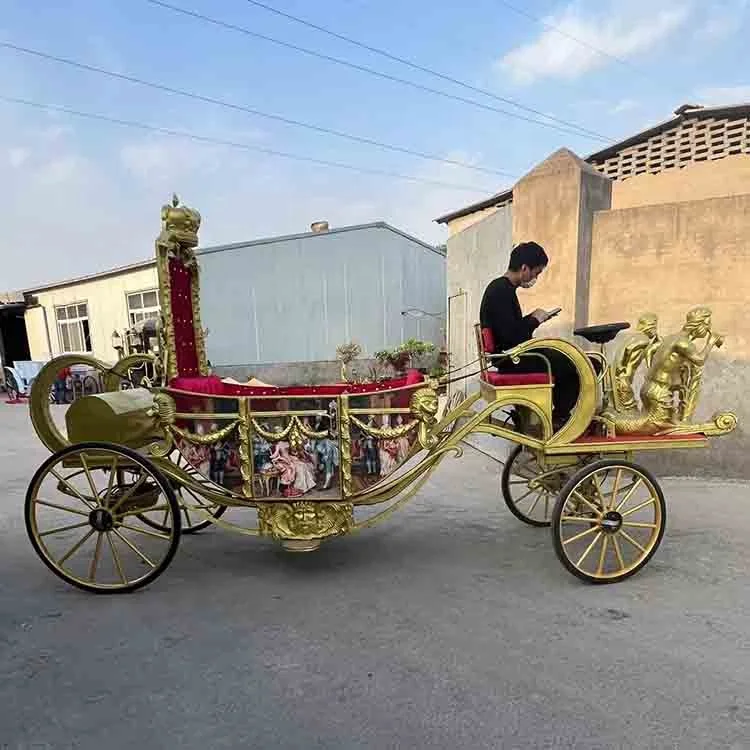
[601,307,736,437]
[610,313,661,412]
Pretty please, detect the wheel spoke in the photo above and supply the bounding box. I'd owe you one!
[621,521,658,529]
[89,532,104,580]
[39,521,91,538]
[35,500,90,517]
[612,534,626,570]
[569,489,601,516]
[577,532,603,568]
[592,474,607,511]
[79,455,99,502]
[112,528,157,568]
[117,523,171,542]
[597,535,609,576]
[526,491,543,517]
[106,531,128,584]
[50,469,96,509]
[563,525,599,546]
[108,473,146,514]
[116,503,171,519]
[619,529,647,553]
[615,477,644,512]
[513,487,537,506]
[183,505,193,528]
[560,515,596,524]
[105,456,119,501]
[58,528,95,565]
[621,497,656,517]
[609,468,623,513]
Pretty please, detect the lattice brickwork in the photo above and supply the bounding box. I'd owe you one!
[589,114,750,181]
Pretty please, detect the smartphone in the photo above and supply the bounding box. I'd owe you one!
[547,307,562,318]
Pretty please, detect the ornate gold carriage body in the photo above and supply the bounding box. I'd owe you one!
[24,196,738,593]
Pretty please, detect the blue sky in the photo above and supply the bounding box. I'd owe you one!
[1,0,748,290]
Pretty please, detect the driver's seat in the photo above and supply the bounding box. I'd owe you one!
[474,325,552,387]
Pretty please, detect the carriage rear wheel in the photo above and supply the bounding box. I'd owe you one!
[136,451,228,534]
[551,459,666,584]
[138,484,228,534]
[501,444,578,527]
[25,442,181,593]
[501,445,554,527]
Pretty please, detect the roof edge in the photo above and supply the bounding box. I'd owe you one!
[197,221,442,256]
[435,188,513,225]
[23,258,156,295]
[436,102,750,225]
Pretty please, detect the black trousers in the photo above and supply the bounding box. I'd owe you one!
[495,347,586,422]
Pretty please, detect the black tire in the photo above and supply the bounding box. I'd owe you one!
[551,458,666,585]
[501,444,554,527]
[25,442,181,594]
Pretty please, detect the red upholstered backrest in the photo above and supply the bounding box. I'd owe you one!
[169,257,200,377]
[481,327,495,354]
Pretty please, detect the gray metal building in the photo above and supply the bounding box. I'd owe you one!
[197,222,446,373]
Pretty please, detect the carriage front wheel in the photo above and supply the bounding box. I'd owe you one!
[25,442,181,593]
[551,459,666,584]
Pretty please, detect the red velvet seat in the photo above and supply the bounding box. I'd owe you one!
[169,369,425,398]
[478,327,552,387]
[481,371,551,387]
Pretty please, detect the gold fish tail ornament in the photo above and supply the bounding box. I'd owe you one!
[657,411,738,437]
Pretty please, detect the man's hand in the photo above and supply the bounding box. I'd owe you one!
[531,308,551,324]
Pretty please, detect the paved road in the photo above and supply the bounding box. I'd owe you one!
[1,402,749,749]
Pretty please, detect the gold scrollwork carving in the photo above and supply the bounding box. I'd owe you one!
[146,392,176,457]
[256,501,354,542]
[340,396,352,497]
[171,420,240,445]
[349,415,418,439]
[251,415,329,453]
[410,386,440,450]
[238,400,253,498]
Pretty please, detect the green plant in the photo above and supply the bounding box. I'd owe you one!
[374,339,437,375]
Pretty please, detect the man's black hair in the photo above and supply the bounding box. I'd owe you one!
[507,241,548,271]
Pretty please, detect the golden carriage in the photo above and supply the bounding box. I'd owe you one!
[24,196,738,592]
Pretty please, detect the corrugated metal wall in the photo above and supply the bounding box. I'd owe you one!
[197,225,446,366]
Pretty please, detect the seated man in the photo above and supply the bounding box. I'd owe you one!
[479,241,579,428]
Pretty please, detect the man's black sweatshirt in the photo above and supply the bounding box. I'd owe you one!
[479,276,540,354]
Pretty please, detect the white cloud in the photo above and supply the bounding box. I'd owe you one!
[609,98,639,114]
[694,85,750,105]
[0,106,487,291]
[496,1,690,85]
[8,147,29,167]
[694,0,749,40]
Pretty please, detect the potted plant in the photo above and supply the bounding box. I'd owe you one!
[374,339,436,377]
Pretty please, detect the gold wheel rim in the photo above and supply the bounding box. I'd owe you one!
[557,465,663,580]
[28,448,178,590]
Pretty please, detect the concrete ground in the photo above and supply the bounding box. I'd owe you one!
[1,402,749,749]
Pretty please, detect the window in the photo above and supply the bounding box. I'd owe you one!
[56,302,92,353]
[126,289,160,326]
